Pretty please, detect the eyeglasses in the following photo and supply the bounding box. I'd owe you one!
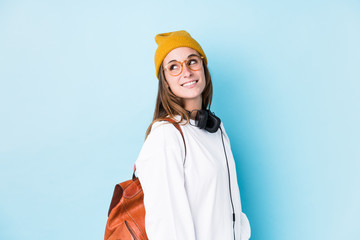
[163,55,204,76]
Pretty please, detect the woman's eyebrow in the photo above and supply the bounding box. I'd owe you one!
[167,54,200,64]
[187,53,199,58]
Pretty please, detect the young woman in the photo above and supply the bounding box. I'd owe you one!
[135,30,251,240]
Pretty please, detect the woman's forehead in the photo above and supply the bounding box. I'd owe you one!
[164,47,198,63]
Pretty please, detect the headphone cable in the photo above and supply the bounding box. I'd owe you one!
[219,127,236,240]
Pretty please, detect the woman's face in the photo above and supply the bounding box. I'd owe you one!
[162,47,206,110]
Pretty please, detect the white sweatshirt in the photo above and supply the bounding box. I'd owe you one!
[135,116,251,240]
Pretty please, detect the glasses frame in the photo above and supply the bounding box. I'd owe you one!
[163,55,204,77]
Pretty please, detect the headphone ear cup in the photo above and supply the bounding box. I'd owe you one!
[205,111,221,133]
[195,110,208,129]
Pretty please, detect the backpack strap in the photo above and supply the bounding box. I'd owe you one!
[164,117,187,157]
[133,118,187,180]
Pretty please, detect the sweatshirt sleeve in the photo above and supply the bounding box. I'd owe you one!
[135,122,196,240]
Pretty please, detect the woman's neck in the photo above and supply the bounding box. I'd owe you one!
[183,97,203,120]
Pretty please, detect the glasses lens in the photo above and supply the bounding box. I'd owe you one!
[167,62,181,76]
[187,56,202,71]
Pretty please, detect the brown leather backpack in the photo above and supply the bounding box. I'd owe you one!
[104,119,186,240]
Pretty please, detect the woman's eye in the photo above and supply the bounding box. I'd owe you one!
[188,59,198,65]
[169,64,179,71]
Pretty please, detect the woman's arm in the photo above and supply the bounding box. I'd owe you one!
[220,123,251,240]
[135,122,196,240]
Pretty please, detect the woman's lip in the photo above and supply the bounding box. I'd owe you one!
[181,80,198,87]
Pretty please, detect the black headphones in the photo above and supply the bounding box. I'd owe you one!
[186,109,221,133]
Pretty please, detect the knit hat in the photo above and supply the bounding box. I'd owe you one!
[154,30,207,79]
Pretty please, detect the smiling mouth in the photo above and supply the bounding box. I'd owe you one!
[181,80,198,87]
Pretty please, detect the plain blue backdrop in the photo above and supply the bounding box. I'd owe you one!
[0,0,359,239]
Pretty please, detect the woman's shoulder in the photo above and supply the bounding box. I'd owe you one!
[219,121,226,132]
[147,119,184,144]
[150,120,180,134]
[136,119,186,166]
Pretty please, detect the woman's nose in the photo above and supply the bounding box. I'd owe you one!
[181,63,192,77]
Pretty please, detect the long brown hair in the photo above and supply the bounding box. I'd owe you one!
[145,58,213,139]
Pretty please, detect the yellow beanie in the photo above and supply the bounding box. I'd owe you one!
[154,30,207,79]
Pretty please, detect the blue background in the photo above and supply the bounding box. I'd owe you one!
[0,0,359,239]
